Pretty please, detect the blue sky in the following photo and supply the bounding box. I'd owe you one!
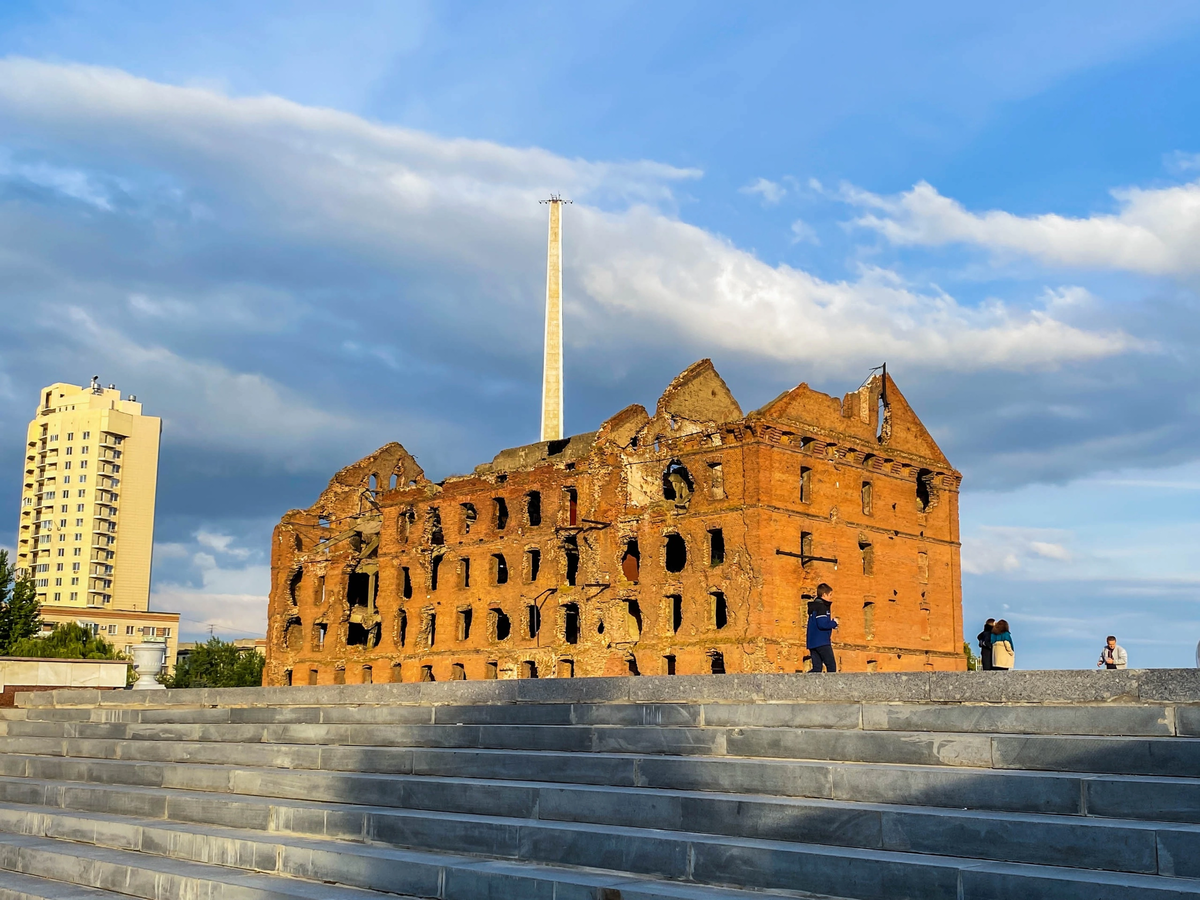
[1,1,1199,668]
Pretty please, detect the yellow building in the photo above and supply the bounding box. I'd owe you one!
[15,379,180,669]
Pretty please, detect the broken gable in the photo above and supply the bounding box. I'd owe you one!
[312,442,428,517]
[879,375,951,467]
[654,359,743,424]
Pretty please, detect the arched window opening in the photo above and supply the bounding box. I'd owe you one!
[401,567,412,599]
[708,529,724,566]
[494,497,508,530]
[313,622,327,650]
[861,480,873,516]
[557,659,574,678]
[390,473,399,490]
[347,572,372,608]
[526,491,542,526]
[668,594,683,633]
[460,503,477,535]
[287,569,302,606]
[419,609,436,648]
[428,508,444,546]
[489,607,512,642]
[626,655,640,676]
[333,667,346,685]
[283,616,303,651]
[361,665,373,684]
[708,462,725,500]
[492,554,508,585]
[562,487,578,526]
[450,663,466,681]
[662,461,694,506]
[527,604,542,638]
[390,662,403,683]
[711,591,728,630]
[484,661,498,680]
[308,668,319,686]
[563,536,579,586]
[800,467,812,503]
[521,660,539,679]
[562,603,580,644]
[860,540,874,576]
[621,539,640,582]
[708,651,726,675]
[396,610,407,648]
[420,665,435,682]
[457,607,472,641]
[916,469,934,512]
[863,601,876,640]
[664,533,687,573]
[429,555,442,591]
[525,548,541,582]
[624,599,642,641]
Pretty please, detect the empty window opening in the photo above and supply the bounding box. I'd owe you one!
[283,669,293,686]
[921,606,931,640]
[664,654,677,675]
[283,617,303,651]
[525,548,541,582]
[917,551,929,584]
[916,469,933,512]
[547,438,570,456]
[493,497,508,530]
[362,665,373,684]
[459,558,470,589]
[317,575,326,605]
[461,503,477,534]
[562,603,580,644]
[347,622,381,648]
[624,599,642,640]
[709,528,725,566]
[863,601,876,640]
[626,655,640,676]
[708,651,726,675]
[800,467,812,503]
[401,567,412,599]
[563,487,578,526]
[314,622,328,650]
[419,610,436,648]
[664,533,687,573]
[390,473,398,490]
[490,608,512,642]
[708,462,725,500]
[288,569,302,605]
[662,461,694,506]
[712,591,728,630]
[484,661,498,680]
[428,508,444,545]
[526,492,542,526]
[867,659,878,674]
[860,541,874,577]
[563,536,579,586]
[391,662,402,683]
[557,659,574,678]
[597,619,605,635]
[800,532,813,569]
[621,539,640,582]
[450,663,466,681]
[420,665,435,682]
[457,607,473,641]
[492,553,508,585]
[308,668,319,686]
[521,660,539,679]
[669,595,683,633]
[396,610,407,648]
[527,604,542,638]
[334,667,346,685]
[861,481,873,516]
[399,506,416,542]
[429,555,442,590]
[347,572,372,608]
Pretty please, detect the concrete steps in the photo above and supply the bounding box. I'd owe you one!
[1,672,1199,899]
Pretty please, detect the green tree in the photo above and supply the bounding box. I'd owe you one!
[9,621,127,660]
[0,550,42,654]
[964,640,979,671]
[162,637,264,689]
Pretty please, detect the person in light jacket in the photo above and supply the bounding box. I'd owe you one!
[1097,636,1127,669]
[990,619,1015,670]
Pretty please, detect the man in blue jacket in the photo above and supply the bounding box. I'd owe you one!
[807,583,839,673]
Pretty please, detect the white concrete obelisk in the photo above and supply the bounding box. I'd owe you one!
[540,196,568,442]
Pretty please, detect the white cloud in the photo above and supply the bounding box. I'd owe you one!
[0,58,1144,389]
[196,530,252,560]
[849,178,1200,278]
[962,526,1073,575]
[740,177,786,205]
[789,218,819,244]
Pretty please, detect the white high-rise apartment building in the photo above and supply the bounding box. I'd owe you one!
[15,379,178,666]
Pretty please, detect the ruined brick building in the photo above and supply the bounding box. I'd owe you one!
[264,360,964,685]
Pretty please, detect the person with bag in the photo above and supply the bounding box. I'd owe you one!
[977,618,996,670]
[990,619,1015,670]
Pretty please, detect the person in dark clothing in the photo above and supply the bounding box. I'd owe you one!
[806,583,839,673]
[977,618,996,670]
